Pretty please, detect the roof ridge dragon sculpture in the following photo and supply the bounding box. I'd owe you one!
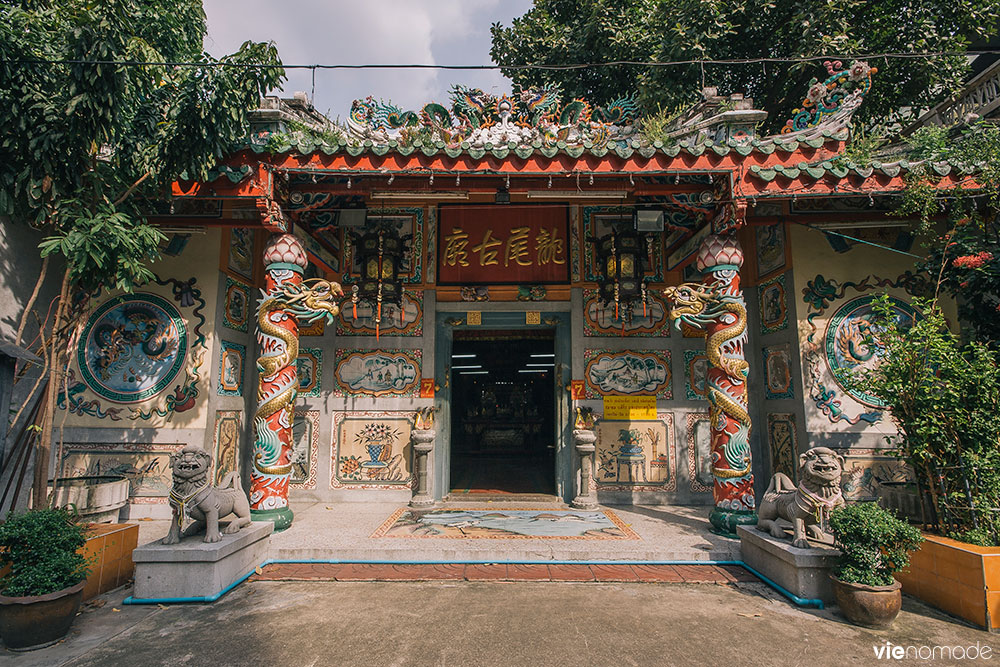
[348,83,640,149]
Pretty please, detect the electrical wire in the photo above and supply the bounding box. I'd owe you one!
[1,49,996,71]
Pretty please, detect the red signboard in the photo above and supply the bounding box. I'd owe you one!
[438,205,570,285]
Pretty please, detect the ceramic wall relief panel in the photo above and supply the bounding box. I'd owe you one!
[839,449,914,502]
[226,227,255,282]
[79,293,188,403]
[584,350,671,399]
[825,295,918,408]
[337,289,423,337]
[758,273,789,334]
[59,443,183,505]
[291,410,319,489]
[766,413,797,481]
[762,343,794,400]
[297,348,322,397]
[686,412,713,492]
[683,350,709,400]
[755,222,787,280]
[333,349,421,397]
[62,276,208,423]
[217,340,245,397]
[212,410,241,485]
[582,288,670,337]
[331,412,414,489]
[593,414,676,491]
[222,277,250,333]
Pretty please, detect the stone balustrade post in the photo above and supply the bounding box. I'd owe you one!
[409,429,436,508]
[571,429,598,510]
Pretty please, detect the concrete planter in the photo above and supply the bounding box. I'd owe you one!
[831,576,902,628]
[895,533,1000,631]
[49,476,130,523]
[0,580,84,650]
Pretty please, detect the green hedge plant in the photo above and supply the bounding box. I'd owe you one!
[829,502,923,587]
[0,509,91,597]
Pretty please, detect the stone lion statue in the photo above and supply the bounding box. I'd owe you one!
[163,444,252,545]
[756,447,845,548]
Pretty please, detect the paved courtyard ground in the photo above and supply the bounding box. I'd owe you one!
[3,577,993,666]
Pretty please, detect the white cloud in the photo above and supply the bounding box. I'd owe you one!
[203,0,533,119]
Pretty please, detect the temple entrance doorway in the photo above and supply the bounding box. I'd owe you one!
[448,330,556,497]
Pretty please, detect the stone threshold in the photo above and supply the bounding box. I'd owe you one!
[249,562,759,584]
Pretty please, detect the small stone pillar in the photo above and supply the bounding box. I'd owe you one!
[409,429,436,508]
[571,429,598,510]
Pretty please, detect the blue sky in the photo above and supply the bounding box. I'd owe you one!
[203,0,534,121]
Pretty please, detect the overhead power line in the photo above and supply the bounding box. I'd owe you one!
[1,49,997,71]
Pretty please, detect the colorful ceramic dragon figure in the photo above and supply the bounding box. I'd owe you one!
[250,234,342,530]
[347,84,639,149]
[782,60,875,135]
[663,234,756,536]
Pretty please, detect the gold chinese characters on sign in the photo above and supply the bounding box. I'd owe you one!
[438,207,570,285]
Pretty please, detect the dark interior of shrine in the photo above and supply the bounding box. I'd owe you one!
[449,330,556,496]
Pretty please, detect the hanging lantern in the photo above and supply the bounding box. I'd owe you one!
[590,225,648,323]
[351,225,407,340]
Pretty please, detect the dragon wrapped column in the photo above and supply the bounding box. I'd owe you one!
[251,233,341,530]
[664,233,757,537]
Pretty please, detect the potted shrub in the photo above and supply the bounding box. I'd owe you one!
[828,502,924,628]
[0,508,91,650]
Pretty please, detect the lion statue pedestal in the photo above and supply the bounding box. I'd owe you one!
[130,445,272,602]
[737,447,846,604]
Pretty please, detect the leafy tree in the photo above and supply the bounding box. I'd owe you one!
[0,0,284,508]
[900,124,1000,345]
[490,0,1000,130]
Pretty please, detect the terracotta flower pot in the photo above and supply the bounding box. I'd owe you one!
[831,575,902,628]
[0,580,85,650]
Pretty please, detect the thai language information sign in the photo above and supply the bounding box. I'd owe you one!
[602,396,657,420]
[437,206,570,284]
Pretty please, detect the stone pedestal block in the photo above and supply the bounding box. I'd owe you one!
[737,525,841,603]
[132,521,273,601]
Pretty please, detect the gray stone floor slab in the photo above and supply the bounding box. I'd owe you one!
[4,579,991,667]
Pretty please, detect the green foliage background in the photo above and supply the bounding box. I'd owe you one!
[0,508,90,597]
[490,0,1000,131]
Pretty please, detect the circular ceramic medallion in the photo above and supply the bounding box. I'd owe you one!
[824,295,917,408]
[78,293,188,403]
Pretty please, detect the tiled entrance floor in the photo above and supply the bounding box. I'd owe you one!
[249,562,760,584]
[266,502,741,562]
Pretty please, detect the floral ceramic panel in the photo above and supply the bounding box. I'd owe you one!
[766,413,797,482]
[291,410,319,489]
[332,412,413,489]
[333,349,421,397]
[762,343,794,400]
[758,273,788,335]
[582,288,670,337]
[337,289,423,337]
[594,414,676,491]
[223,277,250,333]
[212,410,241,485]
[584,349,671,399]
[686,412,712,492]
[683,350,709,401]
[297,348,322,397]
[217,340,245,397]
